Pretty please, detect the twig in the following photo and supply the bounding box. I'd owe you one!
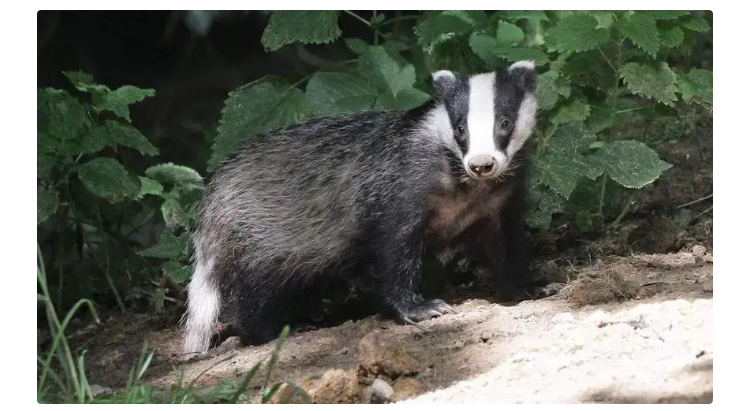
[678,193,713,208]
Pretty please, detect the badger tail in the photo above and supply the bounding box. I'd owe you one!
[182,258,220,353]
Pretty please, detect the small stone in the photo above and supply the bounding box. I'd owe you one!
[306,369,361,404]
[702,278,713,293]
[393,378,424,401]
[453,340,465,349]
[369,379,394,404]
[90,384,112,396]
[479,331,493,343]
[692,245,707,257]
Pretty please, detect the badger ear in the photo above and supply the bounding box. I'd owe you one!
[432,70,457,101]
[507,60,536,93]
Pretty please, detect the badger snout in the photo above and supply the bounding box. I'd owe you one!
[467,155,496,179]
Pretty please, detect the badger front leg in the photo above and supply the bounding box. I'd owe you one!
[369,217,455,324]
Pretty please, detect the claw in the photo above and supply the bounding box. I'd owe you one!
[400,316,430,333]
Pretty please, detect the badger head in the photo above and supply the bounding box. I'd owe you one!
[429,61,537,181]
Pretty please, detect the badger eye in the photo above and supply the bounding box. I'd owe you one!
[455,124,465,135]
[500,118,512,131]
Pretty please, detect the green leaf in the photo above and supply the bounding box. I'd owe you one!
[536,71,570,111]
[493,46,549,66]
[374,88,430,111]
[620,62,679,106]
[534,122,597,198]
[305,72,377,117]
[38,154,54,181]
[210,77,309,171]
[77,126,110,155]
[137,176,164,198]
[617,12,660,58]
[525,185,566,230]
[499,11,549,22]
[38,187,59,224]
[415,11,479,52]
[546,14,609,53]
[261,11,341,52]
[659,26,684,48]
[78,158,140,202]
[145,163,204,187]
[643,11,690,20]
[468,33,499,68]
[63,71,95,89]
[139,230,189,260]
[161,197,186,229]
[106,121,159,156]
[587,140,672,188]
[43,90,90,146]
[551,101,591,125]
[677,69,713,103]
[358,46,416,97]
[681,17,711,32]
[497,21,524,45]
[163,261,191,285]
[345,38,370,55]
[92,86,156,122]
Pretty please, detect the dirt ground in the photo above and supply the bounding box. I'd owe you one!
[57,116,713,404]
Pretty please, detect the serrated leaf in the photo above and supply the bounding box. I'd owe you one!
[497,21,524,45]
[493,46,549,66]
[78,158,140,202]
[161,197,186,229]
[659,26,684,48]
[145,163,204,187]
[63,71,95,89]
[546,14,609,53]
[210,77,309,171]
[499,11,549,22]
[534,122,597,198]
[78,126,110,154]
[681,17,711,32]
[105,121,159,156]
[305,72,377,117]
[551,101,591,125]
[374,88,430,111]
[525,185,566,229]
[358,46,416,97]
[643,11,690,20]
[415,11,479,52]
[43,91,90,145]
[443,10,488,27]
[137,176,164,198]
[261,11,341,52]
[536,71,570,111]
[163,261,191,284]
[587,140,672,188]
[621,62,679,106]
[38,187,59,224]
[677,68,713,103]
[92,86,156,122]
[345,38,370,55]
[139,230,189,259]
[617,12,660,58]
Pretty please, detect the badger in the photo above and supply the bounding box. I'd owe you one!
[183,60,539,353]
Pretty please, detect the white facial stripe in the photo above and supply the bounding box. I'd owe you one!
[465,73,496,165]
[420,104,462,158]
[506,93,537,158]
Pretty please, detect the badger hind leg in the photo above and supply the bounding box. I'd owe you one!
[182,259,221,353]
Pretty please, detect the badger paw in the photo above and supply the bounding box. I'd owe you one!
[397,299,457,324]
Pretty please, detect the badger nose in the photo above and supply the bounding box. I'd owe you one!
[468,155,496,178]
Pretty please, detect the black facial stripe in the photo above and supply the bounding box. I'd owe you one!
[441,78,470,155]
[494,69,527,151]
